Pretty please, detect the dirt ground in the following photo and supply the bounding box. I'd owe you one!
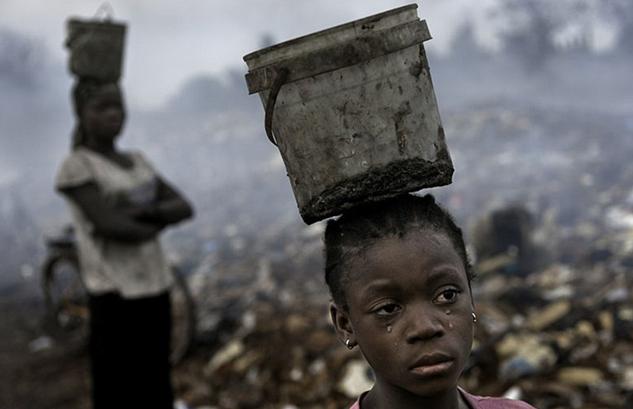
[0,281,211,409]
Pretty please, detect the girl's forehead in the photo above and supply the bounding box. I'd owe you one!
[367,229,452,257]
[341,232,469,308]
[348,230,462,277]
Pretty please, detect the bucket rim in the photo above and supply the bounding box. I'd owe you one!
[65,17,127,47]
[243,3,418,63]
[66,17,127,30]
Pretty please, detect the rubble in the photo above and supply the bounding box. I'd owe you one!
[3,15,632,406]
[525,300,571,331]
[5,97,633,408]
[28,336,54,353]
[556,367,605,387]
[337,360,374,398]
[169,104,633,409]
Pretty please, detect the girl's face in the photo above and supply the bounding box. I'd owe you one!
[331,229,474,398]
[81,84,125,144]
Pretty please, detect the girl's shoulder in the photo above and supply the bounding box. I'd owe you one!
[347,391,366,409]
[348,391,536,409]
[61,146,90,162]
[124,149,156,170]
[62,147,108,168]
[461,389,537,409]
[56,148,96,188]
[78,147,149,169]
[348,400,360,409]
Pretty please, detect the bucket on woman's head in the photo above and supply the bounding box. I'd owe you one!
[65,17,126,81]
[244,4,453,224]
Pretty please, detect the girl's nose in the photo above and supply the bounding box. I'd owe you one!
[405,307,445,344]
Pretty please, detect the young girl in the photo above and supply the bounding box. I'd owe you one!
[325,194,536,409]
[55,78,193,409]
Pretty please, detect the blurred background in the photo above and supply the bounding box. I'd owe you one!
[1,0,633,408]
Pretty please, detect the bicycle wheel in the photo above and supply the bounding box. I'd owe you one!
[169,266,196,365]
[42,255,195,363]
[41,254,89,335]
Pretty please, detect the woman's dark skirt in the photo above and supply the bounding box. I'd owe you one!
[89,291,173,409]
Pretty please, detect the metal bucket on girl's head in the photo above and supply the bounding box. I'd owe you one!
[243,4,453,225]
[65,9,127,81]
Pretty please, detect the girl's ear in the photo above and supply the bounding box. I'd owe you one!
[330,302,356,348]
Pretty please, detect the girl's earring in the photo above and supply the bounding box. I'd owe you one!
[472,312,478,323]
[345,339,354,349]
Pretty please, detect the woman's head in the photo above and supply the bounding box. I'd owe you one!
[71,78,125,148]
[325,194,475,398]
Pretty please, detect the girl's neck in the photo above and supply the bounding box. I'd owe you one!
[362,384,466,409]
[83,139,117,156]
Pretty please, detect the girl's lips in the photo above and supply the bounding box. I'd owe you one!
[409,357,455,377]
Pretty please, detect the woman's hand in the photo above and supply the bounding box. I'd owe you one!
[149,177,194,225]
[60,182,165,242]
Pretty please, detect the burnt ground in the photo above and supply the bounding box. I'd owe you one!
[3,102,633,409]
[0,281,211,409]
[0,282,91,409]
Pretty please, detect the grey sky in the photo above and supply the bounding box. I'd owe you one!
[1,0,509,107]
[2,0,615,108]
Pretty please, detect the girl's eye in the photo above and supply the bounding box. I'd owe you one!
[434,288,460,304]
[374,303,401,317]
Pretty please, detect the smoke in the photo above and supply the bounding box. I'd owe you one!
[1,3,633,288]
[0,28,43,89]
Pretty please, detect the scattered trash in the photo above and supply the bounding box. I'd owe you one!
[28,335,54,352]
[10,101,631,408]
[173,399,191,409]
[205,340,244,373]
[170,105,633,409]
[338,360,374,398]
[557,367,605,387]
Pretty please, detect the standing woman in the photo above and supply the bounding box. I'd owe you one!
[55,78,193,409]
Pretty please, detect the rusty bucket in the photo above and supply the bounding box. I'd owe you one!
[244,4,453,224]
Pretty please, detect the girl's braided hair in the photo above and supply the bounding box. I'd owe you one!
[324,194,474,308]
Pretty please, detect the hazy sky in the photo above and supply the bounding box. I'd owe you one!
[0,0,506,108]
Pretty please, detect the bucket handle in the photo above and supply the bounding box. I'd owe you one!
[264,67,289,146]
[94,2,115,20]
